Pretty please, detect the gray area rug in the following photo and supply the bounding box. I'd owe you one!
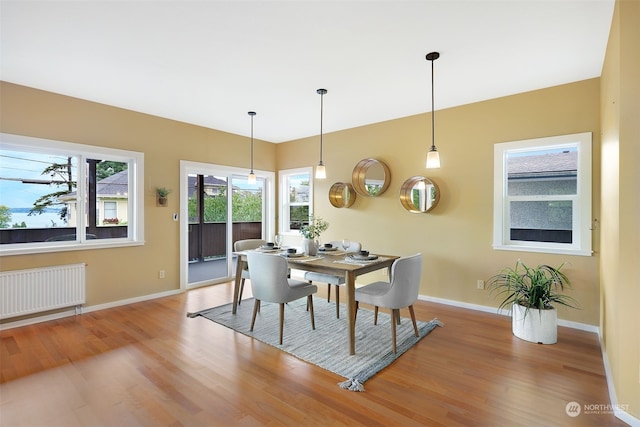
[189,297,442,391]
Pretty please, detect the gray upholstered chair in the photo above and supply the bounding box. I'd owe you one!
[246,251,318,344]
[304,240,361,318]
[355,253,422,353]
[234,239,266,305]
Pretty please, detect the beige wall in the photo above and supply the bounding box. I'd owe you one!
[0,82,276,308]
[600,0,640,419]
[278,78,601,326]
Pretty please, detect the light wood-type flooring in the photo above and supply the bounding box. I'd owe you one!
[0,282,628,426]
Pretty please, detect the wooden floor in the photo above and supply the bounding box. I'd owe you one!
[0,282,627,427]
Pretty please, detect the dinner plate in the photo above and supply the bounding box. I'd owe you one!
[349,254,378,261]
[319,247,338,252]
[259,245,280,250]
[280,252,305,258]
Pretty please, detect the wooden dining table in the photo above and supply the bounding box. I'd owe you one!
[232,251,400,355]
[232,249,399,355]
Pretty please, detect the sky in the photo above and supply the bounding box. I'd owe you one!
[0,150,74,208]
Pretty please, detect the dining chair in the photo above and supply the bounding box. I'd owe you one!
[246,251,318,345]
[355,253,422,353]
[234,238,266,305]
[304,240,361,318]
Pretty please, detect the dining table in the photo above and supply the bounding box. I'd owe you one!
[232,248,399,355]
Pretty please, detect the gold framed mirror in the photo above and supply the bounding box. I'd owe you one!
[352,158,391,197]
[328,182,356,208]
[399,176,440,213]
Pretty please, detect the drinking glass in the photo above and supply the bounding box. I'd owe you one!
[274,234,282,248]
[341,239,351,252]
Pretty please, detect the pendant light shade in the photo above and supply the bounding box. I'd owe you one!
[315,88,328,179]
[247,111,257,184]
[426,51,441,169]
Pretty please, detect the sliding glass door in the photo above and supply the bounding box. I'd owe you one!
[180,161,274,289]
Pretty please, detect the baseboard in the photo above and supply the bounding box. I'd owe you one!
[598,332,640,426]
[419,294,599,334]
[0,288,183,330]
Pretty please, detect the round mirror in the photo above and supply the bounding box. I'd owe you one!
[329,182,356,208]
[400,176,440,213]
[352,158,391,197]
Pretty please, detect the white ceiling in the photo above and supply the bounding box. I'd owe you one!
[1,1,614,143]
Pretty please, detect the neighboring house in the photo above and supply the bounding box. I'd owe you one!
[58,170,129,226]
[507,150,577,238]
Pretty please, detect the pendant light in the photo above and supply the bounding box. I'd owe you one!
[247,111,257,184]
[426,51,441,169]
[315,88,328,179]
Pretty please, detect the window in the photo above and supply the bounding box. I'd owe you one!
[0,133,144,255]
[279,167,312,234]
[493,132,592,256]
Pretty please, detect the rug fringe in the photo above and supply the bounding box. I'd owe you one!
[432,318,445,327]
[338,378,365,392]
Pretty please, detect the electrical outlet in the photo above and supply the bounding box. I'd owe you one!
[477,279,485,290]
[159,270,165,279]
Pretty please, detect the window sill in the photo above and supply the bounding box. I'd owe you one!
[0,240,145,257]
[493,244,592,257]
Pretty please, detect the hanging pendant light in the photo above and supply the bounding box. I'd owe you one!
[426,51,441,169]
[315,88,328,179]
[247,111,257,184]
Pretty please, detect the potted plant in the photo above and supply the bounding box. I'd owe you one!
[156,187,171,207]
[299,215,329,256]
[487,260,579,344]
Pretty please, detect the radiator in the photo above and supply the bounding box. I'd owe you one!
[0,263,86,319]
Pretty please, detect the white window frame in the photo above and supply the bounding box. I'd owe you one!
[493,132,592,256]
[279,167,313,235]
[0,133,144,256]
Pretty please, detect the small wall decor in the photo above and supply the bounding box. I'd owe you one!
[352,158,391,197]
[156,187,171,207]
[329,182,356,208]
[399,176,440,213]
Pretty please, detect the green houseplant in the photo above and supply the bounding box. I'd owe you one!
[487,260,578,344]
[299,215,329,255]
[156,187,172,207]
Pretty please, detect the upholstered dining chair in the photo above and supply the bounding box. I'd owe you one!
[233,238,266,305]
[246,251,318,345]
[304,240,361,318]
[355,253,422,353]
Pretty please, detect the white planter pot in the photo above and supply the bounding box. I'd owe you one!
[511,303,557,344]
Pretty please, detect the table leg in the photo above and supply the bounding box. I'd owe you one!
[232,255,245,314]
[345,270,356,355]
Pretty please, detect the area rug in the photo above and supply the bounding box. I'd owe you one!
[188,297,443,391]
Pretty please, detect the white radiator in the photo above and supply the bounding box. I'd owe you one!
[0,263,86,319]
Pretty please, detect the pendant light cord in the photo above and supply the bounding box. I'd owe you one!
[248,111,256,172]
[431,56,435,151]
[319,90,324,164]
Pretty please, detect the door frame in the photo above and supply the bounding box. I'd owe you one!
[179,160,275,290]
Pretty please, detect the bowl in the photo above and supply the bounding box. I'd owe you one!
[359,250,370,257]
[266,242,275,247]
[324,243,333,248]
[287,248,297,254]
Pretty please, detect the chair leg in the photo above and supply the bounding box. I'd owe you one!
[395,310,401,325]
[279,303,285,345]
[408,305,419,337]
[374,306,379,325]
[335,286,340,318]
[308,295,316,330]
[238,278,245,305]
[250,299,260,331]
[391,308,398,353]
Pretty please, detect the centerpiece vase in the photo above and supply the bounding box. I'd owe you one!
[303,238,318,256]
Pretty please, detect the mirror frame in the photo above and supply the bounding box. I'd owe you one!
[328,182,356,208]
[399,176,440,213]
[352,158,391,197]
